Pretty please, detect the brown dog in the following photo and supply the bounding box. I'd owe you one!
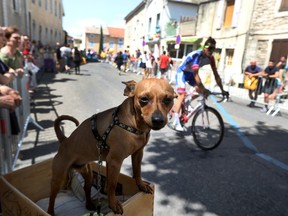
[47,78,175,215]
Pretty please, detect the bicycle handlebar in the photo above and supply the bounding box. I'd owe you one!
[182,90,229,103]
[209,92,229,103]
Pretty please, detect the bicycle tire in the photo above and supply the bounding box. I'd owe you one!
[191,106,224,150]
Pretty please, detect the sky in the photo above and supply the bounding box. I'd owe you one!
[62,0,142,37]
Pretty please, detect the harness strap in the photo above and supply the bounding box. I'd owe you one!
[91,106,144,151]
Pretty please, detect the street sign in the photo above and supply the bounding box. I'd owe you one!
[176,34,181,44]
[175,44,180,49]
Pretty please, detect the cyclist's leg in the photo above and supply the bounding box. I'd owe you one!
[172,71,186,131]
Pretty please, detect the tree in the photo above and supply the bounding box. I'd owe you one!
[99,25,104,54]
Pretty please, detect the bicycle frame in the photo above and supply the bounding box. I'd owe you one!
[184,95,205,121]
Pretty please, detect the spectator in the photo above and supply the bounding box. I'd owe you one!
[135,49,142,74]
[276,56,287,92]
[146,52,154,78]
[60,44,72,73]
[129,54,136,72]
[159,51,170,79]
[260,60,279,113]
[0,27,18,84]
[0,26,24,78]
[114,51,123,75]
[244,59,263,107]
[0,26,24,135]
[72,47,82,75]
[54,42,63,72]
[139,51,148,80]
[153,57,160,78]
[122,50,129,72]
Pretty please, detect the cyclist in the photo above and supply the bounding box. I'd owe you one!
[172,37,228,131]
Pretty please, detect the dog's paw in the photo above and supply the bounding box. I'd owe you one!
[137,181,153,194]
[109,199,124,215]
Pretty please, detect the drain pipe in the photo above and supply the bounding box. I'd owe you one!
[241,0,256,72]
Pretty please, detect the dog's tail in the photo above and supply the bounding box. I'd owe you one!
[54,115,79,143]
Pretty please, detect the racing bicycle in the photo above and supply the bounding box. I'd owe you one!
[168,88,229,150]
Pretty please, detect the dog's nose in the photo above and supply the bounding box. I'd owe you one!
[151,112,165,130]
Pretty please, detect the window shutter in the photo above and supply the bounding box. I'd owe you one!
[232,0,242,28]
[216,0,225,30]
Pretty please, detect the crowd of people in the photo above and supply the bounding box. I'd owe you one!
[110,48,173,80]
[244,56,288,113]
[0,25,84,136]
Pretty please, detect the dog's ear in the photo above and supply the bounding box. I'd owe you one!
[122,80,137,97]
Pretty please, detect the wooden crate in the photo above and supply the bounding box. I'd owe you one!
[0,159,154,216]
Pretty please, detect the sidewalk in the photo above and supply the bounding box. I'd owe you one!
[15,71,60,170]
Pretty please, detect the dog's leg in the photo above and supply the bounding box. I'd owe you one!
[132,149,153,194]
[47,157,70,215]
[79,163,95,211]
[106,160,124,214]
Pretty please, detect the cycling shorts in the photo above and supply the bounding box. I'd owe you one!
[176,70,196,93]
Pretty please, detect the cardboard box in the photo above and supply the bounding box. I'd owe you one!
[0,159,154,215]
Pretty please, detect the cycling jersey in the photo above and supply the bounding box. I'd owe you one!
[176,50,215,92]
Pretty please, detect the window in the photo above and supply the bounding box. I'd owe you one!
[156,13,160,26]
[185,45,193,56]
[32,21,36,40]
[270,39,288,61]
[54,1,57,16]
[59,3,61,18]
[32,0,35,3]
[225,49,234,66]
[45,0,48,10]
[12,0,20,13]
[279,0,288,11]
[109,41,114,48]
[167,43,184,59]
[223,0,235,27]
[38,0,41,7]
[148,17,152,33]
[50,0,53,13]
[118,39,123,48]
[89,41,94,47]
[39,25,42,42]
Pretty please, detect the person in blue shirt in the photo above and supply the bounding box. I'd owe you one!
[172,37,228,131]
[122,50,129,72]
[244,59,263,107]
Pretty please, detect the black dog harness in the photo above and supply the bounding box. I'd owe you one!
[90,106,144,153]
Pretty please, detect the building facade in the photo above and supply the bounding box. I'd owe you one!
[124,0,288,87]
[124,0,200,59]
[0,0,65,46]
[84,26,125,54]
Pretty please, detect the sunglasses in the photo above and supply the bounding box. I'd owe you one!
[12,36,21,40]
[204,45,216,51]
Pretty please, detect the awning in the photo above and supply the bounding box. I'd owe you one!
[164,36,201,44]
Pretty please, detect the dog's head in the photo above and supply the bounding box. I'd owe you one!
[133,78,176,130]
[122,80,137,97]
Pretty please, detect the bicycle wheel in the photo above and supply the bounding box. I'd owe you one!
[191,106,224,150]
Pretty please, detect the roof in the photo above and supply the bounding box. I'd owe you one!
[107,27,124,38]
[85,26,124,38]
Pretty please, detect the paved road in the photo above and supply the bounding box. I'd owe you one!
[17,62,288,216]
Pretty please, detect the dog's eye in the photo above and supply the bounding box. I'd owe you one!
[139,96,149,105]
[163,97,172,105]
